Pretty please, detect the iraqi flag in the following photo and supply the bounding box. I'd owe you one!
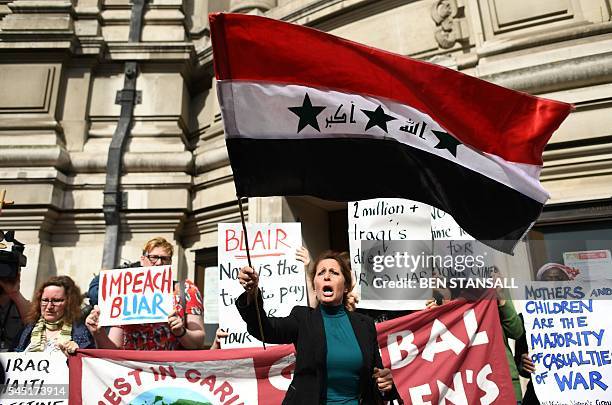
[209,13,572,253]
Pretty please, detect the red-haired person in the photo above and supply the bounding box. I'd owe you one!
[86,237,205,350]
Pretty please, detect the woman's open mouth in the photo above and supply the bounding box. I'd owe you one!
[322,286,334,297]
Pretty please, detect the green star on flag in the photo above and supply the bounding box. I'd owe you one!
[361,105,396,132]
[432,129,462,157]
[288,93,326,132]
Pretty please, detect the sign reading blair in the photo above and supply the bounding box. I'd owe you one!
[217,223,305,348]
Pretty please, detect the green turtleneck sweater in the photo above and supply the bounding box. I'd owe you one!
[321,304,363,404]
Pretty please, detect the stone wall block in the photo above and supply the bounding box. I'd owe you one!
[0,65,56,113]
[1,0,75,32]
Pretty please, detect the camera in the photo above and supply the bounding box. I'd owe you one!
[0,230,27,279]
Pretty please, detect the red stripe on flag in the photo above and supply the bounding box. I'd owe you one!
[209,13,572,165]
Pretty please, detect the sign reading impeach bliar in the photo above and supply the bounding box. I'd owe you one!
[98,266,174,326]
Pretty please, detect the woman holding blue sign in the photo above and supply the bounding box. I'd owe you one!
[515,263,578,405]
[237,250,401,405]
[14,275,94,354]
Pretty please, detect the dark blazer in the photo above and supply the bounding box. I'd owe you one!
[14,321,95,352]
[236,291,402,405]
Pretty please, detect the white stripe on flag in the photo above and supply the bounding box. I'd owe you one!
[218,80,549,204]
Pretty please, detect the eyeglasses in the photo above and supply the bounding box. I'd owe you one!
[41,298,65,306]
[145,254,172,264]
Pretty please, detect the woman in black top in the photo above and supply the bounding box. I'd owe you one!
[237,250,402,405]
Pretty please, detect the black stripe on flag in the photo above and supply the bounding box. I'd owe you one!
[226,137,542,253]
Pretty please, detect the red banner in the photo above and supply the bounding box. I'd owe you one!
[377,298,515,403]
[69,299,514,404]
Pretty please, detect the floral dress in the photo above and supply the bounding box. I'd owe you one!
[120,280,203,350]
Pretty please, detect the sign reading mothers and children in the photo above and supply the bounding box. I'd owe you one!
[217,223,305,348]
[97,266,174,326]
[522,280,612,404]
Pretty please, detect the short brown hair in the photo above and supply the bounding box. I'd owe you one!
[309,251,353,306]
[142,236,174,257]
[27,276,83,324]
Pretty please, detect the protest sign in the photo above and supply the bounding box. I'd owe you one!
[378,297,515,403]
[563,249,612,281]
[360,239,434,308]
[430,207,472,240]
[348,198,431,309]
[70,298,514,404]
[430,207,499,279]
[204,266,219,324]
[70,345,295,405]
[204,266,220,347]
[521,280,612,404]
[0,352,69,405]
[349,200,505,310]
[98,266,174,326]
[217,223,304,348]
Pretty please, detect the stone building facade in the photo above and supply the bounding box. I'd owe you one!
[1,0,611,303]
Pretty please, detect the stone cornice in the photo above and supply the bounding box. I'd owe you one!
[7,1,74,15]
[0,147,195,174]
[541,142,612,181]
[194,145,228,175]
[51,210,187,234]
[538,197,612,222]
[0,146,70,170]
[195,43,213,68]
[0,33,79,52]
[70,151,194,174]
[480,51,612,94]
[270,0,371,25]
[104,42,194,61]
[0,207,59,234]
[477,22,612,59]
[75,36,105,56]
[182,202,242,243]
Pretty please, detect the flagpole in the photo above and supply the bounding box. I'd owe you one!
[237,196,266,350]
[304,269,311,308]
